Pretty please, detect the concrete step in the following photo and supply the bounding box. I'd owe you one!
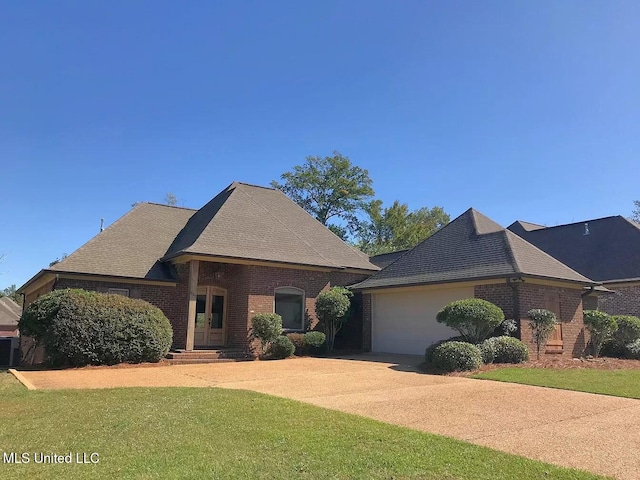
[166,358,239,365]
[166,349,253,362]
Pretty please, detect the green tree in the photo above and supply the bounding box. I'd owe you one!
[0,284,23,307]
[356,200,449,255]
[271,151,374,232]
[633,200,640,222]
[583,310,617,358]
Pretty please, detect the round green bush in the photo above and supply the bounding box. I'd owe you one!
[431,341,483,372]
[303,331,326,350]
[484,336,529,364]
[436,299,505,343]
[477,340,496,364]
[251,313,283,353]
[583,310,617,357]
[286,333,306,356]
[20,289,172,366]
[611,315,640,345]
[425,336,464,363]
[268,336,295,359]
[625,339,640,360]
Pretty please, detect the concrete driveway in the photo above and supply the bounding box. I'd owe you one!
[12,354,640,479]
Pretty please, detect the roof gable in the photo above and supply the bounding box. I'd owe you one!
[0,297,21,326]
[507,216,640,282]
[352,208,594,290]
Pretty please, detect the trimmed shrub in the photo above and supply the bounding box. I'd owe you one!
[611,315,640,345]
[477,340,496,364]
[625,339,640,360]
[251,313,283,354]
[267,336,295,359]
[527,309,557,360]
[303,331,326,354]
[436,299,505,343]
[431,341,483,372]
[500,319,518,336]
[484,336,529,364]
[316,286,352,353]
[286,333,306,356]
[424,336,464,363]
[583,310,617,358]
[20,289,172,366]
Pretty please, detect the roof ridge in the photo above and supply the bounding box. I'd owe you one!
[235,184,341,268]
[523,215,623,232]
[231,181,277,191]
[143,202,197,211]
[502,230,523,274]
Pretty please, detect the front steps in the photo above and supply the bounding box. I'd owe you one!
[165,349,254,365]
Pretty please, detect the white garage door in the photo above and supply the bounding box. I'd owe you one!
[372,286,474,355]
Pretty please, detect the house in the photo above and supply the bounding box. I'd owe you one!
[0,297,21,366]
[508,216,640,317]
[352,208,598,357]
[18,182,379,358]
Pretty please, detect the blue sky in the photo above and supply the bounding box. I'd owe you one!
[2,1,639,288]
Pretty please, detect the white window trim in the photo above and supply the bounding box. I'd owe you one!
[274,287,305,332]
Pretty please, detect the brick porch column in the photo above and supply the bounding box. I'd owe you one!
[185,260,200,351]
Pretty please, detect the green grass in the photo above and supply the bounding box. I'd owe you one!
[0,372,605,480]
[472,367,640,399]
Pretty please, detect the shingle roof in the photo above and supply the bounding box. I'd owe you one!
[40,183,376,286]
[49,203,195,281]
[0,297,21,327]
[508,216,640,283]
[351,208,595,290]
[369,250,410,268]
[163,182,378,271]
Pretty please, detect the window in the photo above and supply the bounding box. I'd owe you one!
[108,288,130,297]
[275,287,304,331]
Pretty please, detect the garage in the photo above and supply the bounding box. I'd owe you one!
[371,285,473,355]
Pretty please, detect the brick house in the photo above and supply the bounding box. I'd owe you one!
[354,209,598,357]
[508,216,640,318]
[18,182,379,358]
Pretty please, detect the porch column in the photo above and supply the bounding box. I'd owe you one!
[186,260,200,351]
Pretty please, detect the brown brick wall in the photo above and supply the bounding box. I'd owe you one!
[475,282,587,358]
[597,285,640,317]
[49,263,370,353]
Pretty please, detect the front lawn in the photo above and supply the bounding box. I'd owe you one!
[0,372,603,479]
[472,367,640,399]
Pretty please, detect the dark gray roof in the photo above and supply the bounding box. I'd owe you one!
[351,208,595,290]
[49,203,195,281]
[508,216,640,283]
[369,250,410,268]
[0,297,21,327]
[38,183,376,287]
[163,182,378,271]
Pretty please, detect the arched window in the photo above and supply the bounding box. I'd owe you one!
[275,287,305,331]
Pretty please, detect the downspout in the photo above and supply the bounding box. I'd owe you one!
[507,277,523,340]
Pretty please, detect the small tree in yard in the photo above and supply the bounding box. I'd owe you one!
[527,309,557,360]
[251,313,283,355]
[436,299,504,344]
[316,287,352,353]
[583,310,617,358]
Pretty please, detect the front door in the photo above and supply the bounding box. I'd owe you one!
[194,286,227,347]
[543,291,563,354]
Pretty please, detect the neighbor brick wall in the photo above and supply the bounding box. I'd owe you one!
[475,282,587,358]
[597,285,640,318]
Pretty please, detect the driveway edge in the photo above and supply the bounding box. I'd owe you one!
[9,369,37,390]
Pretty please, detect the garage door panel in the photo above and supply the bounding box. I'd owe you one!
[372,286,474,355]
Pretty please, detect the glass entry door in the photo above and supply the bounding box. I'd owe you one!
[194,286,227,347]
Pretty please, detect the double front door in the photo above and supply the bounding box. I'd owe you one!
[194,286,227,347]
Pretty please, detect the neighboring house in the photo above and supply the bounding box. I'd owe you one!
[18,182,379,357]
[352,208,598,357]
[0,297,21,366]
[508,216,640,317]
